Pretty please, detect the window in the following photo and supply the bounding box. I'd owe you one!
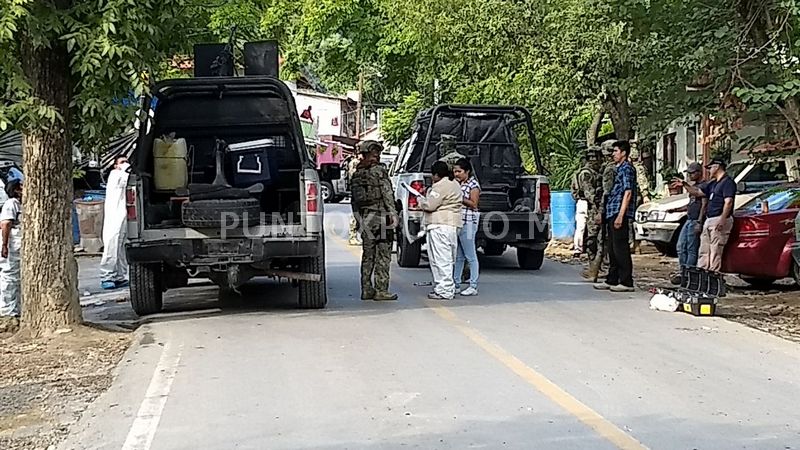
[687,126,697,161]
[662,133,677,169]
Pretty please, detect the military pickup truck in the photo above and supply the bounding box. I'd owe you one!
[388,104,551,270]
[125,76,327,315]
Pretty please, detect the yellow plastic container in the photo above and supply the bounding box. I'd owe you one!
[153,137,188,191]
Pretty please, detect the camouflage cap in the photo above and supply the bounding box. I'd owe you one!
[357,140,383,154]
[586,146,602,160]
[600,139,616,156]
[439,134,457,153]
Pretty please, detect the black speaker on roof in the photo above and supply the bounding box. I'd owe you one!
[194,43,234,77]
[243,41,279,77]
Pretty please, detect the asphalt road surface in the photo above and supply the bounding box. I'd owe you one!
[63,205,800,450]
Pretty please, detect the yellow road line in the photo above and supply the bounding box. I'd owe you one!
[330,224,647,449]
[428,304,647,450]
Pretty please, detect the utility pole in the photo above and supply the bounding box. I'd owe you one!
[355,71,364,138]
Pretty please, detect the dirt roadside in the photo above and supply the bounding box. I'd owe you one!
[547,240,800,343]
[0,327,131,450]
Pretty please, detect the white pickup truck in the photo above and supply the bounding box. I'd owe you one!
[635,156,800,255]
[388,104,551,270]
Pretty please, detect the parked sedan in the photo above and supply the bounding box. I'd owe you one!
[722,184,800,287]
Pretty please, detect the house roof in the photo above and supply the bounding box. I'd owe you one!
[0,129,136,173]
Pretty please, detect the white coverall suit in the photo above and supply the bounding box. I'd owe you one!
[100,165,130,284]
[0,197,22,317]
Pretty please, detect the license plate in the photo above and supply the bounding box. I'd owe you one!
[205,239,250,255]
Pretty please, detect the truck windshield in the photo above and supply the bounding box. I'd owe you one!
[727,162,747,180]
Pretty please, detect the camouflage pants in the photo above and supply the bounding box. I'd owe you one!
[359,211,392,293]
[585,209,601,261]
[588,215,607,275]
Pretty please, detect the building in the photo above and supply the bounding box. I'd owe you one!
[652,115,768,187]
[286,81,358,138]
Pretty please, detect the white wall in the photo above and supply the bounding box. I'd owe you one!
[295,93,343,136]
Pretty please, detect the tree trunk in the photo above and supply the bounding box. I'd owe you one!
[603,90,634,141]
[778,98,800,148]
[586,106,605,145]
[19,22,82,337]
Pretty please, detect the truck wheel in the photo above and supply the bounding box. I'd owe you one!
[792,259,800,286]
[182,198,260,228]
[320,181,334,204]
[741,277,778,289]
[130,263,163,316]
[397,234,422,267]
[517,248,544,270]
[653,242,677,257]
[482,242,506,256]
[298,239,327,309]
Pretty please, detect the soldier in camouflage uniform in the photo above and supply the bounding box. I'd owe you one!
[630,144,651,253]
[346,153,362,245]
[584,140,617,281]
[437,134,465,170]
[350,140,399,301]
[571,147,602,260]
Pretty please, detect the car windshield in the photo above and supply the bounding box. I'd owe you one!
[738,185,800,213]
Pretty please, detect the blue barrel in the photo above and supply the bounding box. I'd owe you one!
[72,202,80,245]
[551,191,576,240]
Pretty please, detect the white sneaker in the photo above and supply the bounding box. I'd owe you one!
[593,282,612,290]
[459,287,478,296]
[610,284,635,293]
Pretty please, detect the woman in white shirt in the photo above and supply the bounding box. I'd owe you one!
[419,161,462,300]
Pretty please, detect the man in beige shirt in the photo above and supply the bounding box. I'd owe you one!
[418,161,462,300]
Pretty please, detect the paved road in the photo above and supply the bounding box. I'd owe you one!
[63,205,800,450]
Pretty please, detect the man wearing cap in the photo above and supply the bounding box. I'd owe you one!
[350,140,399,301]
[584,141,617,281]
[680,158,736,273]
[570,147,601,257]
[669,162,708,275]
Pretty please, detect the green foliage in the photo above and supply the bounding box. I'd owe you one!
[0,0,216,152]
[380,91,426,146]
[540,114,593,191]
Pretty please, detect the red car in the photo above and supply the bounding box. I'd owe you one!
[722,184,800,287]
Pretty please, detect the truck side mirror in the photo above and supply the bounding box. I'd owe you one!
[737,181,747,193]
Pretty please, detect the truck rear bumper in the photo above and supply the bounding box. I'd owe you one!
[407,212,550,247]
[126,237,320,266]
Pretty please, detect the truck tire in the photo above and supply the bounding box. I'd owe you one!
[298,238,327,309]
[482,242,506,256]
[320,181,335,203]
[741,277,778,289]
[130,263,163,316]
[517,248,544,270]
[397,233,422,267]
[182,198,260,228]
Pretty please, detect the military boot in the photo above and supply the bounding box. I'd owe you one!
[361,287,376,301]
[582,266,599,283]
[373,291,398,301]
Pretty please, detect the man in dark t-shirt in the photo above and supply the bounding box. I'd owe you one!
[682,158,736,272]
[671,162,707,271]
